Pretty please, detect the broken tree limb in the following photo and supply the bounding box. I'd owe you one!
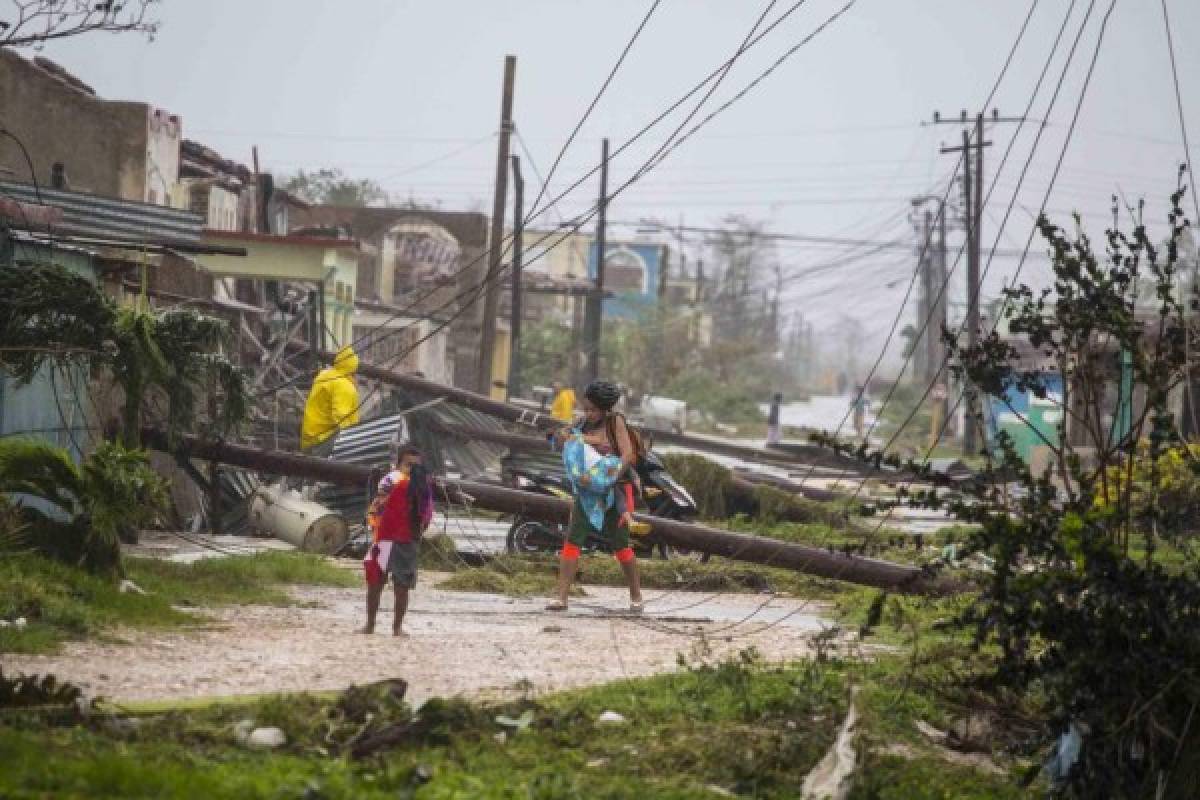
[141,428,962,595]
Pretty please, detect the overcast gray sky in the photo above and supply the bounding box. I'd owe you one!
[31,0,1200,374]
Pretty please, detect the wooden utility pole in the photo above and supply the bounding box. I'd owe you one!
[322,350,932,480]
[477,54,517,396]
[959,127,980,456]
[582,137,610,386]
[915,208,933,383]
[936,114,987,456]
[934,200,949,443]
[933,109,1022,456]
[142,428,961,595]
[507,154,525,401]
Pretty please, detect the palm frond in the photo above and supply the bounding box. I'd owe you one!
[0,438,85,514]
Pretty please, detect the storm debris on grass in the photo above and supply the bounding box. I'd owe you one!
[0,650,1029,799]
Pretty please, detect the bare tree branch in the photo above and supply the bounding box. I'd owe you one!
[0,0,159,49]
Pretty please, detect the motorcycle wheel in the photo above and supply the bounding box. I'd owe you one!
[506,519,561,555]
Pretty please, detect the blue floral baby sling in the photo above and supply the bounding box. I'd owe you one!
[562,431,623,532]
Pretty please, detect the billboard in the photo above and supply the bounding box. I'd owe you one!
[587,241,664,320]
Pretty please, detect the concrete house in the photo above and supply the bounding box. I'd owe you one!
[0,50,181,205]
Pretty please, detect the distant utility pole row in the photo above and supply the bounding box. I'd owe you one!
[929,109,1022,457]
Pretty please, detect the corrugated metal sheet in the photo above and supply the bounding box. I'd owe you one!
[316,413,407,520]
[502,448,566,483]
[214,468,261,535]
[0,181,204,244]
[314,389,510,521]
[0,249,97,468]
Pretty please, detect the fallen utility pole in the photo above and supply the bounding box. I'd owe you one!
[142,428,960,596]
[328,351,906,480]
[424,419,847,505]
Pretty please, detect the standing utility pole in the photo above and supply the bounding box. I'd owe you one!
[508,154,525,401]
[934,109,1012,456]
[477,54,517,396]
[914,208,934,383]
[960,126,981,456]
[582,138,610,386]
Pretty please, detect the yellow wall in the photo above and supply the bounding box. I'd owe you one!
[490,328,512,400]
[199,236,357,350]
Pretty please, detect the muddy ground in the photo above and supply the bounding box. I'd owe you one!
[6,574,835,707]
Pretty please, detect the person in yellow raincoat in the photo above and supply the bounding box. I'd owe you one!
[550,381,576,424]
[301,346,360,455]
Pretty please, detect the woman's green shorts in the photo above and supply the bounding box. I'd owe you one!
[566,497,629,550]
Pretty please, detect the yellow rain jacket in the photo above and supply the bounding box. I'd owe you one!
[300,346,360,449]
[550,387,577,423]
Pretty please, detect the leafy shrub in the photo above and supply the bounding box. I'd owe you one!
[0,439,166,575]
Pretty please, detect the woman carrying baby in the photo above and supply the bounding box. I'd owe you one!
[546,380,645,613]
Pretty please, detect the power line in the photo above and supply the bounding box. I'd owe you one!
[1160,0,1200,227]
[323,0,858,388]
[859,0,1095,469]
[526,0,664,218]
[259,0,827,398]
[631,0,1054,640]
[873,0,1118,505]
[772,0,1044,480]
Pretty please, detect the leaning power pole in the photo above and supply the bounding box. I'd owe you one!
[582,138,610,386]
[508,154,525,401]
[477,54,517,396]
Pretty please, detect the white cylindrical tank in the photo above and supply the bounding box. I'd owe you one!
[249,487,349,554]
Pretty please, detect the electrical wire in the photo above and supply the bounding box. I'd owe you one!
[525,0,664,217]
[849,0,1120,557]
[254,0,807,399]
[260,0,860,427]
[616,0,1056,638]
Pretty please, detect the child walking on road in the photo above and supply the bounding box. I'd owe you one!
[360,445,433,636]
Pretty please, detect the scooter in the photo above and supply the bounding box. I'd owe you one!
[637,450,708,562]
[503,453,704,560]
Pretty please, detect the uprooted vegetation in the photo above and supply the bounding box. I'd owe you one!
[814,186,1200,797]
[659,452,866,525]
[0,648,1030,799]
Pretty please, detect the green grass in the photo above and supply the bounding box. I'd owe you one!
[0,651,1029,799]
[0,551,357,655]
[436,552,851,602]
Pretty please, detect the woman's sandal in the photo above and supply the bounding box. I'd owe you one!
[629,601,645,614]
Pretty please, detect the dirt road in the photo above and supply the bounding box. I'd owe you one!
[6,576,833,706]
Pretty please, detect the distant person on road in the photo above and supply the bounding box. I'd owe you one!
[766,392,783,446]
[301,345,361,457]
[360,444,433,636]
[852,385,868,438]
[547,380,645,614]
[550,380,577,424]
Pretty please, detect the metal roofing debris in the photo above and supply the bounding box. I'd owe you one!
[316,412,408,522]
[314,389,511,523]
[0,180,206,245]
